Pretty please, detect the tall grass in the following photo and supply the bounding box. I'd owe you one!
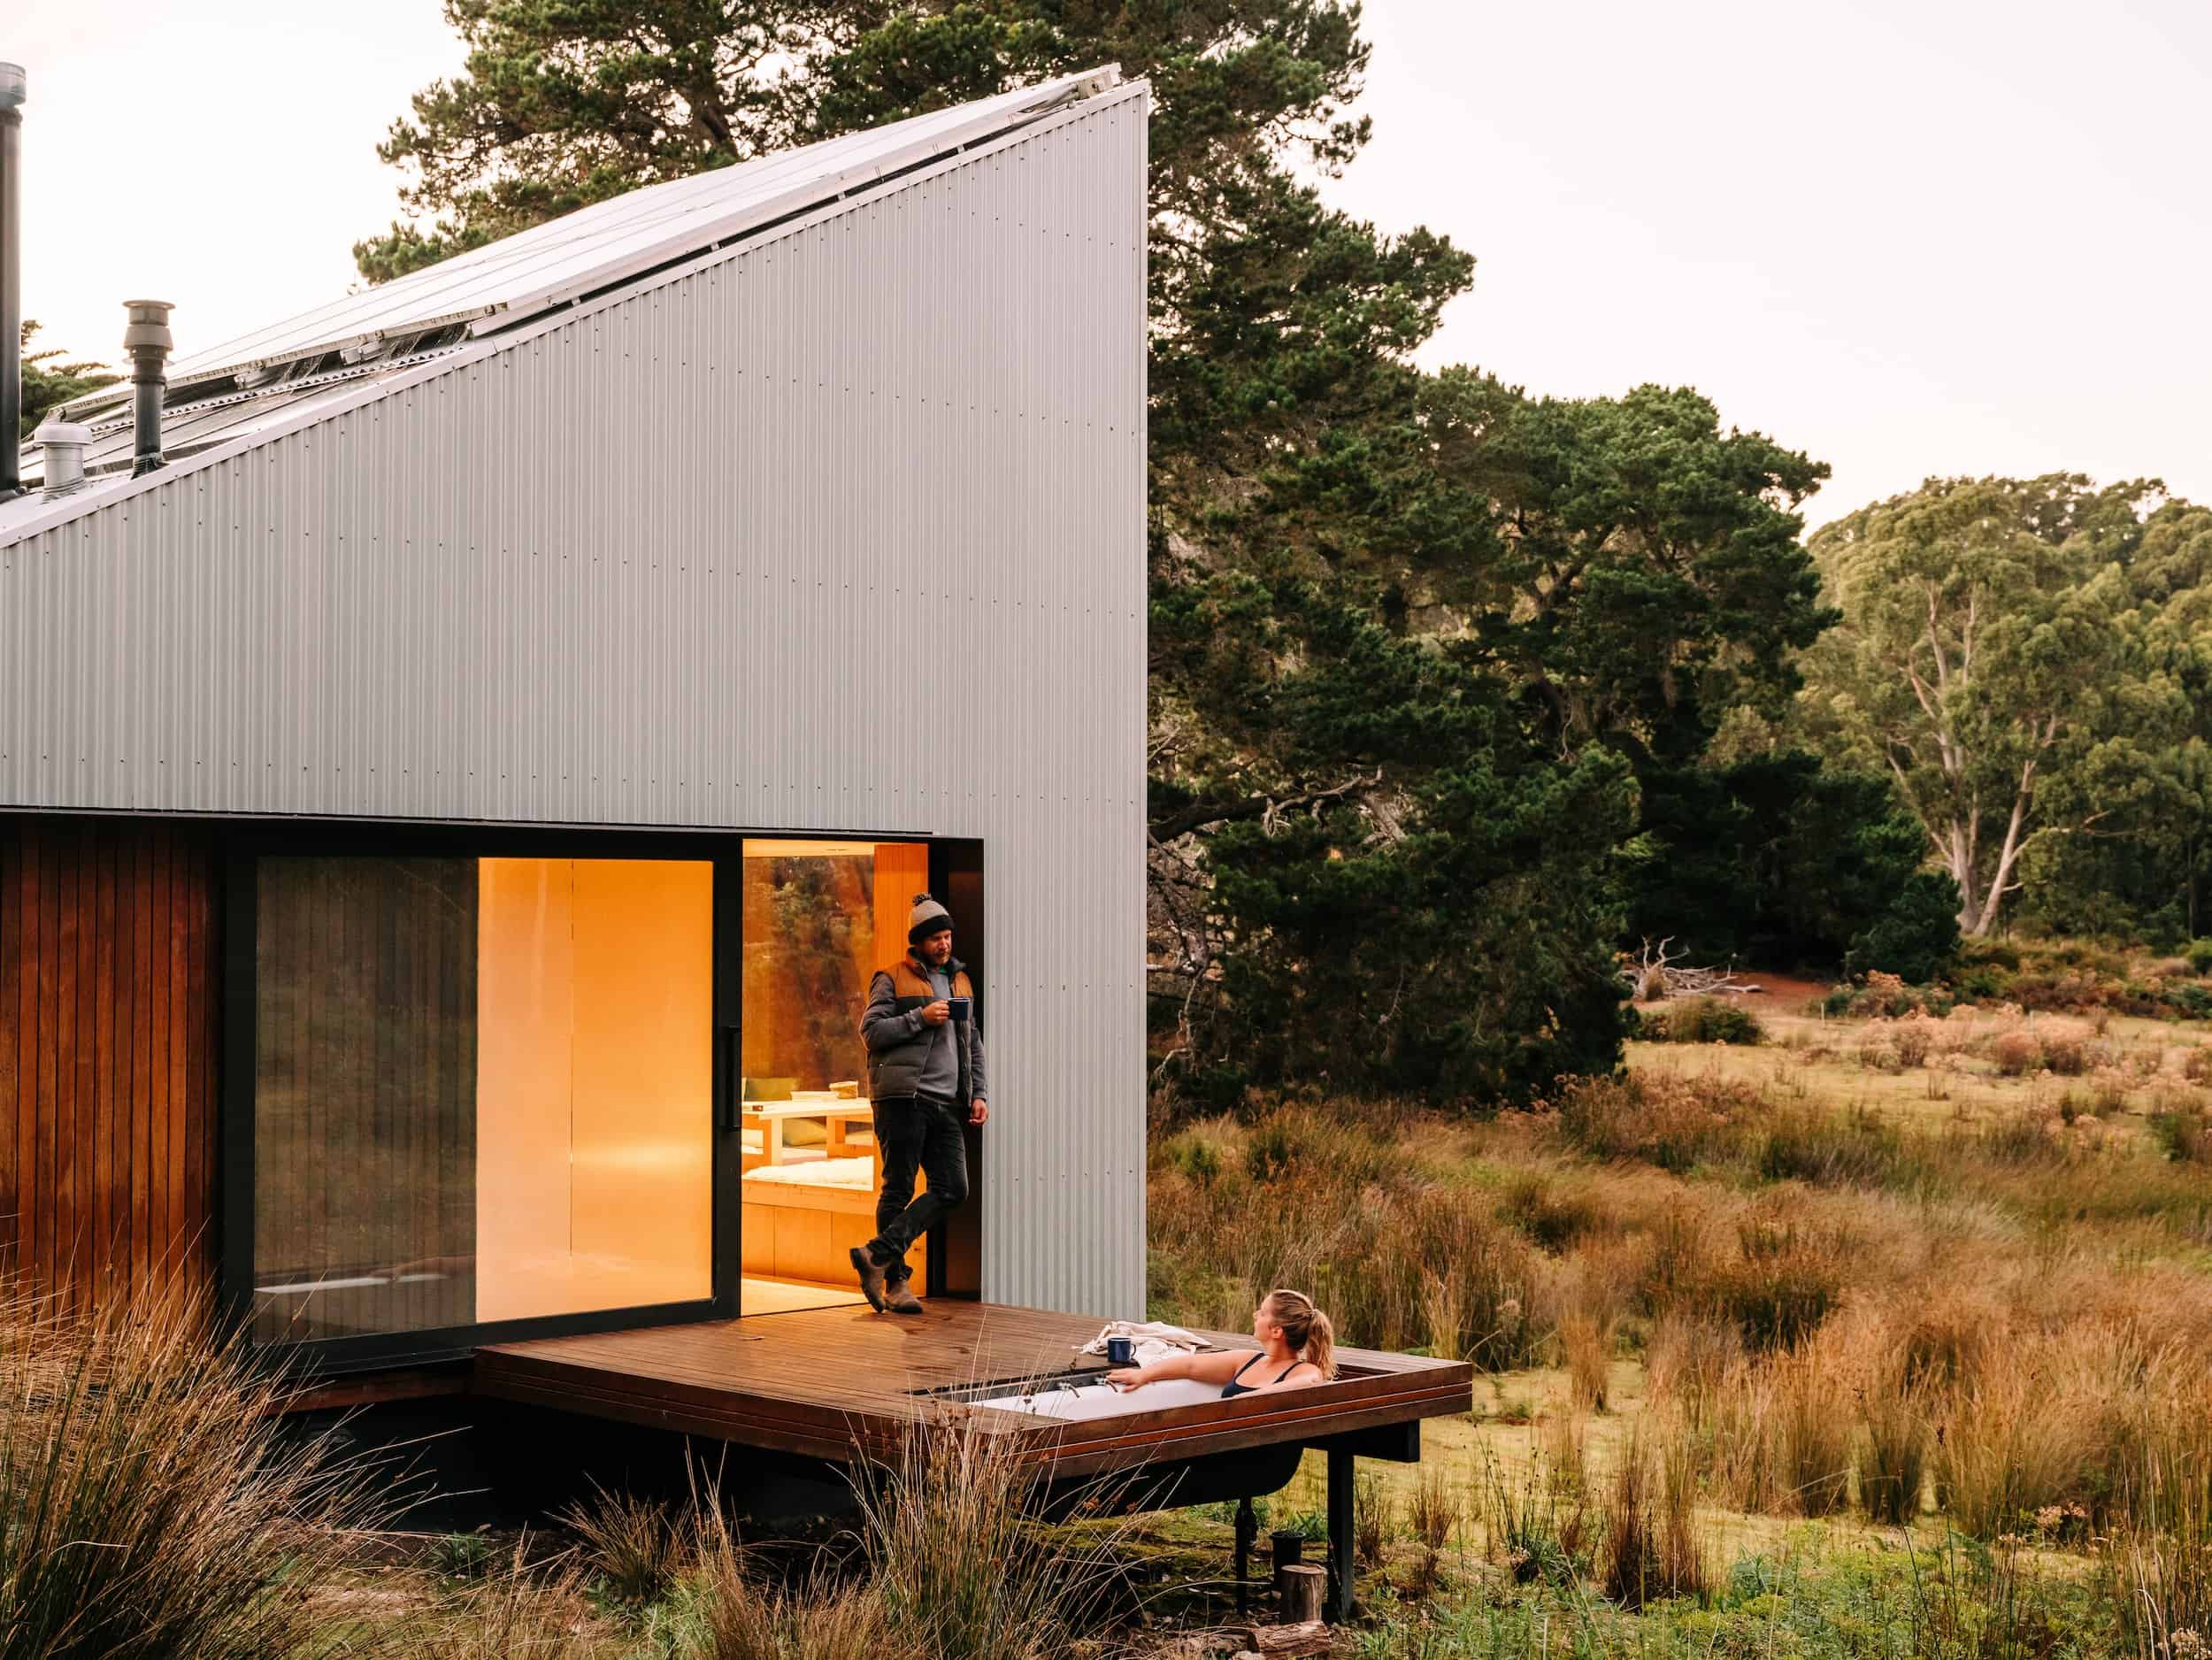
[849,1415,1129,1660]
[1858,1379,1930,1526]
[562,1483,686,1603]
[0,1283,367,1660]
[687,1503,916,1660]
[2101,1415,2212,1660]
[393,1549,601,1660]
[1597,1427,1711,1610]
[1561,1311,1612,1412]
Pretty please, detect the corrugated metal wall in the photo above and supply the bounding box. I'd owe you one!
[0,88,1149,1318]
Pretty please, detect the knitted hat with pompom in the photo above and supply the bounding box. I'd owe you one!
[907,893,952,944]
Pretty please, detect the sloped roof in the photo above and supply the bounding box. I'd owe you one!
[48,64,1121,439]
[6,64,1125,538]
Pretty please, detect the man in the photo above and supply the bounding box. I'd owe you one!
[851,893,988,1314]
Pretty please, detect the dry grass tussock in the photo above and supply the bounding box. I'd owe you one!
[0,1272,1140,1660]
[0,1281,371,1660]
[1153,1073,2212,1545]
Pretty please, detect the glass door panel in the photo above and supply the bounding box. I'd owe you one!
[250,854,713,1344]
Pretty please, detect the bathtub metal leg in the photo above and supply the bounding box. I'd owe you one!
[1326,1448,1355,1623]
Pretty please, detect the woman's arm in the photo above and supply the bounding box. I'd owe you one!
[1243,1363,1325,1394]
[1103,1349,1248,1389]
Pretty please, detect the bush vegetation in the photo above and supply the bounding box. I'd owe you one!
[1150,1062,2212,1553]
[1634,996,1764,1045]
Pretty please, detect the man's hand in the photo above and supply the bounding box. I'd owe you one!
[970,1097,989,1126]
[918,1000,950,1026]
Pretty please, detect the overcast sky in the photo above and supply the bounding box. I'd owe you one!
[11,0,2209,523]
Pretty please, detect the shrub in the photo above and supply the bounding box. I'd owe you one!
[2167,981,2212,1018]
[1948,962,2017,1003]
[1639,995,1764,1046]
[2150,1108,2210,1165]
[2039,1030,2090,1076]
[0,1285,366,1660]
[1849,972,1930,1019]
[1164,1132,1223,1189]
[2188,939,2212,975]
[2186,1046,2212,1087]
[1991,1031,2043,1077]
[1846,870,1962,986]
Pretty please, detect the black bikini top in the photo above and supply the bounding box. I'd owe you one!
[1221,1352,1302,1398]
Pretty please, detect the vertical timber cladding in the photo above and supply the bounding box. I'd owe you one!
[0,815,220,1307]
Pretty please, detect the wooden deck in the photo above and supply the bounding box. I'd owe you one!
[475,1301,1471,1480]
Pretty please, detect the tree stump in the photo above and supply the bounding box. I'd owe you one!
[1277,1564,1325,1625]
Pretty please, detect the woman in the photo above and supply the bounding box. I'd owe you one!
[1104,1289,1336,1396]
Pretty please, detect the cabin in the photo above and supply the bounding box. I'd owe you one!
[0,64,1465,1618]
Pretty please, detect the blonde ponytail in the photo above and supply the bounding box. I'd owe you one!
[1263,1288,1338,1379]
[1305,1308,1336,1380]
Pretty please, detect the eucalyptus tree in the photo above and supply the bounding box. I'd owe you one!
[1802,475,2182,937]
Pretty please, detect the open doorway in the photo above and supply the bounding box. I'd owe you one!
[735,839,933,1316]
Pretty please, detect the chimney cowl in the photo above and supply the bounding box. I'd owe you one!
[0,63,24,110]
[33,414,92,496]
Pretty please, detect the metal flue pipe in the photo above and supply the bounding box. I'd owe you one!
[1,63,27,503]
[124,298,172,476]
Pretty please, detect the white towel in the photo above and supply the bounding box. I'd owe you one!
[1077,1318,1208,1369]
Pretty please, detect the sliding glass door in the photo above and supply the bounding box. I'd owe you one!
[245,852,715,1348]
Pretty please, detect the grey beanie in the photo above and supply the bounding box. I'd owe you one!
[907,892,953,944]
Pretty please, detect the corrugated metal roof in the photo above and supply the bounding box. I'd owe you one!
[69,65,1119,407]
[3,345,473,534]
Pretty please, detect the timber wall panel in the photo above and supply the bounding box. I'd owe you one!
[0,814,219,1308]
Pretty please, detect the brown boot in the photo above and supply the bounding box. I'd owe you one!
[885,1277,924,1316]
[849,1247,888,1312]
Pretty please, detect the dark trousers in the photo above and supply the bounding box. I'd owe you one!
[865,1095,970,1281]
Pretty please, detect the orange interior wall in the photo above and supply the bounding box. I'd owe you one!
[475,858,713,1322]
[872,844,931,973]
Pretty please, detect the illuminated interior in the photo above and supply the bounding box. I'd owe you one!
[476,858,714,1320]
[251,855,714,1341]
[738,839,929,1315]
[249,840,946,1342]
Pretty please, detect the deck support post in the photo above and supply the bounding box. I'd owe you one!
[1326,1447,1356,1623]
[1234,1495,1256,1614]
